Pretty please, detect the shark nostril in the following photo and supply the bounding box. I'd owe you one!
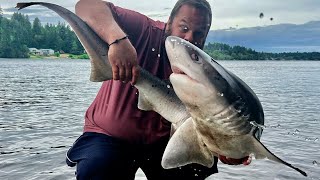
[168,37,177,48]
[171,41,175,49]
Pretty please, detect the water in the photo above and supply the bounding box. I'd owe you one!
[0,58,319,180]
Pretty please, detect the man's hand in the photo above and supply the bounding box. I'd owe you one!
[108,38,140,84]
[218,155,252,165]
[76,0,140,84]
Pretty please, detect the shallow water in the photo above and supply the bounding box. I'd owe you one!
[0,58,319,179]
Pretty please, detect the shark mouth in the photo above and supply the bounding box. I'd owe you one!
[171,66,199,83]
[171,66,185,75]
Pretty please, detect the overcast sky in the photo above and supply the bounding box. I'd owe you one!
[1,0,320,30]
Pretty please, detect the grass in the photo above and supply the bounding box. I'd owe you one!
[29,53,89,59]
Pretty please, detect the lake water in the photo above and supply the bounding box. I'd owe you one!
[0,58,319,180]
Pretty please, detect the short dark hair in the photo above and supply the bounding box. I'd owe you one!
[169,0,212,26]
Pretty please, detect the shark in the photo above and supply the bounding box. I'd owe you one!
[16,2,307,177]
[164,36,307,176]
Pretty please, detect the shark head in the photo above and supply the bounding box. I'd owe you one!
[165,36,235,119]
[165,36,264,136]
[166,38,210,96]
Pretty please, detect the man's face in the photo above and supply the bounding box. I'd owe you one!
[166,4,211,49]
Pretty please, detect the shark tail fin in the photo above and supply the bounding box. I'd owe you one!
[16,3,40,10]
[252,137,307,177]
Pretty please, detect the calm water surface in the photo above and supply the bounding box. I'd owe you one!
[0,58,319,180]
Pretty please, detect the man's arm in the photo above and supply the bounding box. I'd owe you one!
[219,155,252,165]
[75,0,139,84]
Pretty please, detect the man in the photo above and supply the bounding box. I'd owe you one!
[66,0,249,179]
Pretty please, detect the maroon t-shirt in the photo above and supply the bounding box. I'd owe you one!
[83,3,172,144]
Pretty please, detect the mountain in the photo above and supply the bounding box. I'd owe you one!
[207,21,320,53]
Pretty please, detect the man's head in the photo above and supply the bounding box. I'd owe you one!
[166,0,212,49]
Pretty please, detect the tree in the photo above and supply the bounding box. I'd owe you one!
[5,13,320,60]
[0,13,30,58]
[32,17,43,48]
[11,13,32,46]
[0,6,3,17]
[0,5,3,46]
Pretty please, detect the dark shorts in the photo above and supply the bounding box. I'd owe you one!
[66,132,218,180]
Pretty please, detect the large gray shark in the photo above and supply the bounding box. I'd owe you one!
[16,2,307,177]
[164,36,307,176]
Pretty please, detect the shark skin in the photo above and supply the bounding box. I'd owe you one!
[163,36,307,177]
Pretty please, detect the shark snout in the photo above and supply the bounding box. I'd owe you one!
[165,36,178,50]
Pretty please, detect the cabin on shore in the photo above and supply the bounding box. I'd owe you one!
[28,48,55,56]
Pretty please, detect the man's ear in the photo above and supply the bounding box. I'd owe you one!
[165,20,172,35]
[166,19,172,30]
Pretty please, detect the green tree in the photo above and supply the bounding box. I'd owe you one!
[0,13,29,58]
[2,13,317,59]
[0,18,11,57]
[0,5,3,17]
[11,13,32,47]
[31,17,43,48]
[204,42,320,60]
[0,6,3,49]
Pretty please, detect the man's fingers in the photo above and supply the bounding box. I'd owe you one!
[111,63,138,83]
[221,155,232,164]
[125,63,132,83]
[219,155,250,165]
[111,65,119,80]
[243,156,252,165]
[131,65,140,85]
[218,155,229,164]
[118,65,126,81]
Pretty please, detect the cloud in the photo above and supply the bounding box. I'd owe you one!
[0,0,77,9]
[212,0,320,29]
[1,0,319,30]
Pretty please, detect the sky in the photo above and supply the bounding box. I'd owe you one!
[1,0,320,30]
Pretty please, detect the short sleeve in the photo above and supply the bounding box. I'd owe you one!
[107,2,153,45]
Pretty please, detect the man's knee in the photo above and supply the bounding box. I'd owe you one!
[75,157,111,179]
[75,157,131,180]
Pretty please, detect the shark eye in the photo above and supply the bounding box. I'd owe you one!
[191,53,201,63]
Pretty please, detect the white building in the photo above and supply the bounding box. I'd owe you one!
[28,48,55,56]
[39,49,55,56]
[28,48,41,55]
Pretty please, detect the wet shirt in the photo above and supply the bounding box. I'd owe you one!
[83,3,172,144]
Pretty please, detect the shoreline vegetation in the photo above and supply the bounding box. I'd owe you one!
[29,53,89,59]
[1,12,319,60]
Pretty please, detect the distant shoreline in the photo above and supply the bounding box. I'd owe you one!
[2,57,319,61]
[2,53,320,61]
[29,53,89,59]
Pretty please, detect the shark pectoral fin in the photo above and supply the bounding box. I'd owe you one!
[161,118,214,169]
[89,56,112,82]
[137,92,153,111]
[251,137,307,177]
[89,59,102,82]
